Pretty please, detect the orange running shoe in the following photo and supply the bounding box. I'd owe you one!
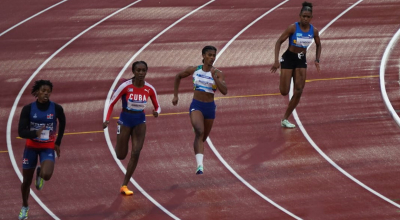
[120,185,133,195]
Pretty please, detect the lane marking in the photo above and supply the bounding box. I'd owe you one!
[0,0,67,37]
[380,27,400,125]
[305,75,378,82]
[103,1,216,219]
[292,0,400,209]
[0,151,8,153]
[207,1,302,219]
[6,1,143,219]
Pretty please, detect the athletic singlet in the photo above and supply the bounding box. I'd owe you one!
[26,101,57,149]
[289,22,314,48]
[193,65,216,94]
[106,79,161,121]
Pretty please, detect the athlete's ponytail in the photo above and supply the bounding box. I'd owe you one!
[300,1,313,15]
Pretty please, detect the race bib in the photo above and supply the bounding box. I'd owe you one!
[39,129,50,140]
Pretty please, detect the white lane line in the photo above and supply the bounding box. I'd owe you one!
[0,0,67,37]
[207,1,302,219]
[291,0,400,209]
[380,28,400,125]
[6,1,143,219]
[103,1,215,219]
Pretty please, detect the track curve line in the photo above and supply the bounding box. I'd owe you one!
[103,1,216,220]
[206,1,303,219]
[380,28,400,125]
[291,0,400,209]
[6,1,143,219]
[0,0,67,37]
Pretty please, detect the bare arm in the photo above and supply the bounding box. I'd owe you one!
[313,27,322,73]
[172,66,196,106]
[211,67,227,95]
[270,24,295,73]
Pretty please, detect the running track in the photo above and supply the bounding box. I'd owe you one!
[1,0,400,219]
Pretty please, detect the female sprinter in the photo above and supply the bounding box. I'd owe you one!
[18,80,66,220]
[270,1,321,128]
[103,61,160,195]
[172,46,228,175]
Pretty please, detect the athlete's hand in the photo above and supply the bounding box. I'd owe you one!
[103,121,109,129]
[172,96,178,106]
[211,67,219,79]
[153,110,159,118]
[270,61,280,73]
[35,126,46,138]
[54,145,60,158]
[314,61,320,73]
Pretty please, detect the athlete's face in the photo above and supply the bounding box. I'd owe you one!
[299,11,312,26]
[36,85,52,103]
[133,63,147,81]
[202,50,216,66]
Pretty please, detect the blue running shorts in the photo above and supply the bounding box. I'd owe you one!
[22,147,55,169]
[189,99,216,119]
[117,111,146,128]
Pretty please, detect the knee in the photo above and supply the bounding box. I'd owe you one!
[116,153,127,160]
[280,87,289,96]
[194,128,204,138]
[40,170,52,181]
[130,149,142,159]
[293,87,303,96]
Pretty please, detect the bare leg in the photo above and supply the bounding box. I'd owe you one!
[279,69,295,96]
[115,124,132,160]
[283,68,306,119]
[122,123,146,186]
[39,160,54,181]
[190,111,205,154]
[21,168,35,207]
[202,119,214,142]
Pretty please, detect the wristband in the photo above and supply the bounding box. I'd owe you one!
[315,59,319,63]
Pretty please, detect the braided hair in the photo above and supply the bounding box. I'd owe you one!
[31,80,53,97]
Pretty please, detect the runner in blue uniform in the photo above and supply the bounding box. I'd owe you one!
[270,1,322,128]
[18,80,66,220]
[172,46,228,174]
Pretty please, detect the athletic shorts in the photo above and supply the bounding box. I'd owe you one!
[280,50,307,69]
[118,111,146,128]
[22,147,55,169]
[189,99,216,119]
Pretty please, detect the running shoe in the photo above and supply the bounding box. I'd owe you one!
[120,185,133,195]
[18,206,29,220]
[281,119,296,128]
[195,165,203,175]
[35,166,44,190]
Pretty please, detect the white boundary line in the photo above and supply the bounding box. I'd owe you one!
[380,28,400,125]
[291,0,400,209]
[6,1,142,219]
[207,1,302,219]
[0,0,68,37]
[103,1,216,220]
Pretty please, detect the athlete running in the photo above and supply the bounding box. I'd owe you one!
[103,61,160,195]
[172,46,228,175]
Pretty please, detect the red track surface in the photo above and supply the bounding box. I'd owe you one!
[1,0,400,219]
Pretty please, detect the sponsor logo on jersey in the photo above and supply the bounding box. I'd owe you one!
[23,158,29,164]
[144,89,150,93]
[128,88,133,92]
[33,113,37,119]
[47,114,53,119]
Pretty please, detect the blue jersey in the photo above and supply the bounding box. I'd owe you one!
[289,22,314,48]
[26,101,57,148]
[193,65,217,94]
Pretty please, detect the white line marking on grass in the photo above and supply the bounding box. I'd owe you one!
[103,1,216,219]
[207,1,302,219]
[6,1,143,219]
[0,0,67,37]
[292,0,400,209]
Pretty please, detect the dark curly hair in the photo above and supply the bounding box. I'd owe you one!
[31,80,53,97]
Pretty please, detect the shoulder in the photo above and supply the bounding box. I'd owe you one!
[117,79,132,90]
[53,102,64,110]
[144,81,157,92]
[312,25,320,35]
[185,65,199,73]
[21,103,32,113]
[285,23,296,33]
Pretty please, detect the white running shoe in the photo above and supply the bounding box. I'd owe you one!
[281,119,296,128]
